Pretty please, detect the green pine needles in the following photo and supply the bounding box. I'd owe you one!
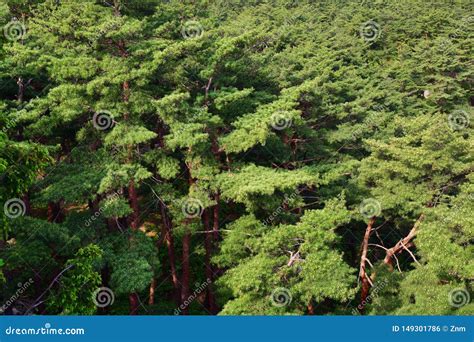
[0,0,472,316]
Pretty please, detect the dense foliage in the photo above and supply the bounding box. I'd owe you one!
[0,0,472,316]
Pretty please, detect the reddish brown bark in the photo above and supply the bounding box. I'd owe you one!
[128,180,140,230]
[359,217,376,313]
[129,292,139,315]
[307,301,315,315]
[149,278,156,305]
[122,80,130,102]
[47,202,55,222]
[180,230,191,315]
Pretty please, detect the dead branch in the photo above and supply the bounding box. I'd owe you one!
[384,214,424,271]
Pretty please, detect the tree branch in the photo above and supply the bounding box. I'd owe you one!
[384,214,424,271]
[25,264,75,314]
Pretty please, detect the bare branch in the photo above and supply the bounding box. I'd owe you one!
[25,264,75,314]
[384,214,424,271]
[401,241,421,266]
[359,217,376,312]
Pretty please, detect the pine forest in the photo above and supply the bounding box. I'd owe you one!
[0,0,473,316]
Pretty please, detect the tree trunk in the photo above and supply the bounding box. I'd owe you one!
[46,201,54,222]
[128,180,140,230]
[180,230,191,315]
[47,201,63,223]
[17,76,24,103]
[307,300,315,315]
[148,278,156,305]
[88,196,100,213]
[213,192,220,241]
[22,192,31,216]
[359,217,376,313]
[129,292,139,315]
[160,202,180,304]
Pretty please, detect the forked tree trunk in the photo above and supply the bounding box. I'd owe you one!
[359,217,376,313]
